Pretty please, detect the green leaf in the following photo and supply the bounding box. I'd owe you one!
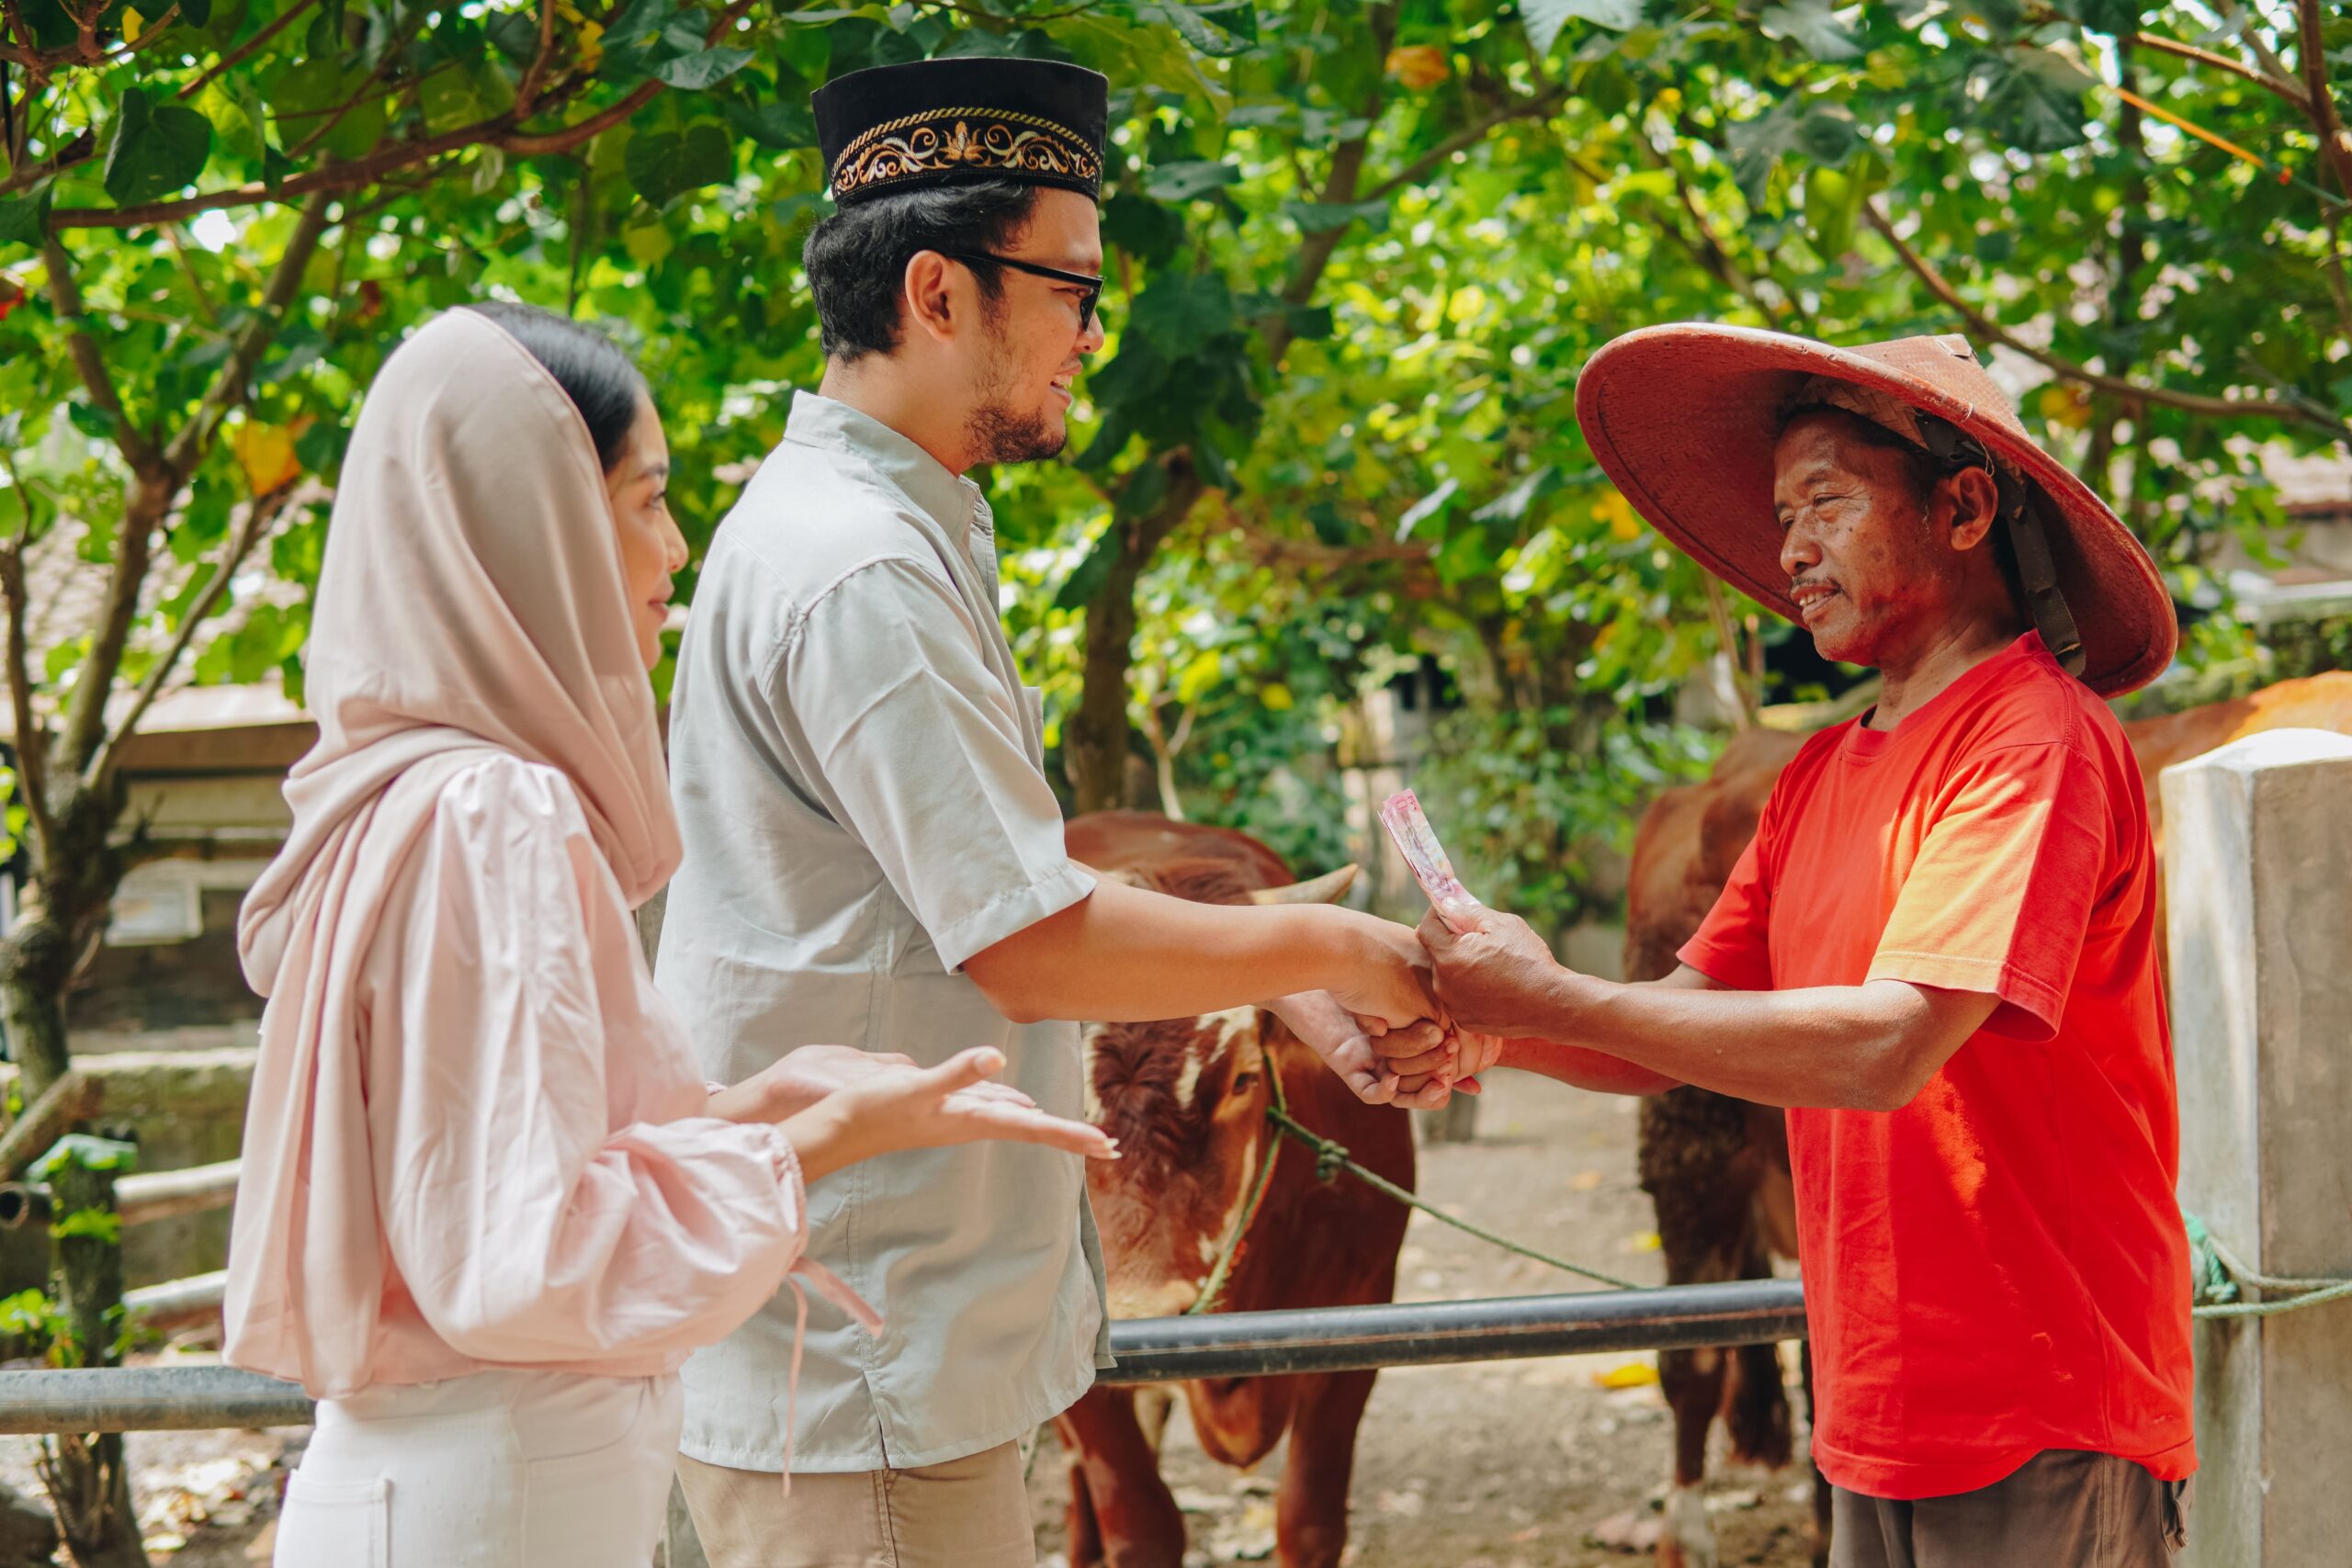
[178,0,211,27]
[1760,0,1861,62]
[1128,271,1237,350]
[1283,198,1387,234]
[1145,159,1240,202]
[29,1134,140,1179]
[1522,0,1641,57]
[654,45,752,90]
[625,122,734,207]
[1053,527,1118,610]
[724,97,819,150]
[0,180,52,248]
[2055,0,2141,30]
[1152,1,1257,57]
[104,88,212,208]
[1967,47,2087,153]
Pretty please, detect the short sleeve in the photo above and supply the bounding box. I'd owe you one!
[1680,829,1777,992]
[783,556,1094,970]
[1866,741,2113,1041]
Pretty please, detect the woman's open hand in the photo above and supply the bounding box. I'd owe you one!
[780,1048,1118,1180]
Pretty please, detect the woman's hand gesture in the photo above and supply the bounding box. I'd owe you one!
[780,1048,1117,1180]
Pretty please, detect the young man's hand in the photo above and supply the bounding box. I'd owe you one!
[1268,991,1460,1108]
[1413,905,1566,1039]
[1320,911,1446,1034]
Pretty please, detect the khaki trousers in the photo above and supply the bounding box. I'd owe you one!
[1830,1450,2191,1568]
[674,1442,1033,1568]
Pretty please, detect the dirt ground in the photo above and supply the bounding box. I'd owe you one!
[1,1070,1816,1567]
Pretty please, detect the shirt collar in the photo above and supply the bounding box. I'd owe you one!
[784,389,988,547]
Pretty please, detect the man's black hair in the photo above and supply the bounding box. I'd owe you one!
[468,300,648,474]
[803,180,1044,363]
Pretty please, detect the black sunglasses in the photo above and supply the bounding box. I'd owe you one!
[946,251,1105,332]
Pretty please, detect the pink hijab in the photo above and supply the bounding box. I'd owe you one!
[229,308,682,1386]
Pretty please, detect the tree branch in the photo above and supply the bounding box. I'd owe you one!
[0,128,95,198]
[177,0,320,101]
[514,0,559,114]
[1363,84,1566,206]
[158,188,333,477]
[2123,29,2308,111]
[51,191,328,777]
[40,236,160,476]
[49,0,760,231]
[84,485,288,792]
[2294,0,2352,195]
[1861,200,2348,438]
[0,449,57,861]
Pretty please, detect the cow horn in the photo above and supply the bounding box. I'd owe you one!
[1246,865,1359,906]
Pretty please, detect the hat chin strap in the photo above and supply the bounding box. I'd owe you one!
[2006,498,2085,678]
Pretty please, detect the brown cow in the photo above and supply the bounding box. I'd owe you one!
[1056,810,1415,1568]
[1630,671,2352,1568]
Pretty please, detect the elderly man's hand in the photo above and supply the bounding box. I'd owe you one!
[1413,905,1565,1040]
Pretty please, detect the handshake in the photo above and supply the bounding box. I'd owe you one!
[1284,895,1567,1112]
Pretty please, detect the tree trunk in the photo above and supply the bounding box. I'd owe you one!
[1065,459,1203,815]
[41,1156,148,1568]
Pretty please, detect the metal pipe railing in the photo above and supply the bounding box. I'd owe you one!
[0,1159,243,1232]
[0,1279,1805,1434]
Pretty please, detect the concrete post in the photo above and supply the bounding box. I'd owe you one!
[2165,729,2352,1567]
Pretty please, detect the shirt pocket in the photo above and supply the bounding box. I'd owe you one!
[274,1474,389,1568]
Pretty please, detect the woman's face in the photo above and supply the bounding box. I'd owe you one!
[605,396,687,671]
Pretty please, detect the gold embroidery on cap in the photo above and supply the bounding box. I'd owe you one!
[831,107,1101,194]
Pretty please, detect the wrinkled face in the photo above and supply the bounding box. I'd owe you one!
[964,187,1106,466]
[1080,1006,1272,1319]
[1772,412,1951,670]
[605,397,688,671]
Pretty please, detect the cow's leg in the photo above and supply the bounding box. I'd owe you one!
[1057,1386,1188,1568]
[1056,1414,1106,1568]
[1272,1370,1376,1568]
[1657,1344,1724,1568]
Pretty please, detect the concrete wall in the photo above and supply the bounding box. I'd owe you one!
[2166,730,2352,1567]
[0,1049,255,1296]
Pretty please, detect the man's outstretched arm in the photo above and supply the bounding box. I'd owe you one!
[1409,908,1997,1112]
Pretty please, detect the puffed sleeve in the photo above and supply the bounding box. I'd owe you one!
[362,757,810,1364]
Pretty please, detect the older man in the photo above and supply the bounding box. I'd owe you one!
[1403,328,2194,1565]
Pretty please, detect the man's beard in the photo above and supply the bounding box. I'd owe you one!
[964,334,1066,465]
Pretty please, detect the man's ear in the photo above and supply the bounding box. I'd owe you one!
[900,250,960,346]
[1942,466,2001,552]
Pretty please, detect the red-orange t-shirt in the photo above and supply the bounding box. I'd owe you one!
[1680,633,2195,1501]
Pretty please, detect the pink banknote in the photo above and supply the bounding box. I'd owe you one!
[1378,790,1482,933]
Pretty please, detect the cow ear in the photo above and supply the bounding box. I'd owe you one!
[1244,865,1359,906]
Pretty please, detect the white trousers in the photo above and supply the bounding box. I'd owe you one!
[274,1368,683,1568]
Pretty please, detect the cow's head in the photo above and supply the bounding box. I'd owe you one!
[1080,856,1356,1319]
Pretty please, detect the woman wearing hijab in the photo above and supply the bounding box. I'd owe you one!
[225,304,1114,1568]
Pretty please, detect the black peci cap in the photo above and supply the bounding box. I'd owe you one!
[813,57,1109,207]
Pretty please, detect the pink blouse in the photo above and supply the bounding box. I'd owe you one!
[229,756,809,1394]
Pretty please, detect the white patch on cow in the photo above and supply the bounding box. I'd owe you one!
[1135,1386,1177,1455]
[1662,1483,1719,1568]
[1108,1277,1204,1319]
[1202,1006,1253,1056]
[1173,1052,1204,1112]
[1079,1022,1105,1124]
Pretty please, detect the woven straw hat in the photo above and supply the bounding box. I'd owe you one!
[1575,323,2177,696]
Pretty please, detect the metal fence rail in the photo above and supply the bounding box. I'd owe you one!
[0,1279,1806,1435]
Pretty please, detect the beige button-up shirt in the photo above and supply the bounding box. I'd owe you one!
[657,391,1111,1472]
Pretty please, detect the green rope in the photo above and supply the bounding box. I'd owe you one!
[1183,1061,1644,1313]
[2187,1211,2352,1322]
[1182,1063,1291,1316]
[1263,1091,1644,1293]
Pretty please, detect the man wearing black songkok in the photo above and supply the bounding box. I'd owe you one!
[658,55,1444,1566]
